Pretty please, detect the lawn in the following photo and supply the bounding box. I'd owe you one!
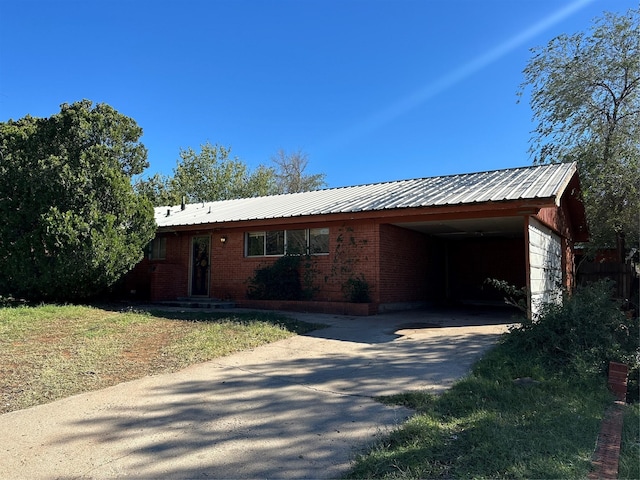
[0,304,320,414]
[346,345,614,479]
[619,402,640,480]
[347,343,640,479]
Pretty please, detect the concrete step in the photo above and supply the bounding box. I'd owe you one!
[156,299,236,309]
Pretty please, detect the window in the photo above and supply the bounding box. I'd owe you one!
[247,232,265,256]
[148,237,166,260]
[286,230,307,255]
[266,230,285,255]
[245,228,329,257]
[310,228,329,254]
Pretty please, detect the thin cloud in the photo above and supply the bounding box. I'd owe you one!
[322,0,597,150]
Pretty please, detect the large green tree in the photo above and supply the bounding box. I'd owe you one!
[173,143,275,202]
[136,142,277,205]
[520,8,640,252]
[136,144,328,206]
[0,100,156,301]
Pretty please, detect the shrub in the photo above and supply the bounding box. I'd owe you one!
[343,275,371,303]
[247,255,302,300]
[506,279,639,376]
[0,101,155,301]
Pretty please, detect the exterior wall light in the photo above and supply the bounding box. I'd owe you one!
[220,235,227,244]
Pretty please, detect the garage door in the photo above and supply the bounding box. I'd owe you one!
[528,218,562,316]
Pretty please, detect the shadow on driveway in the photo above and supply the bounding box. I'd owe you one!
[0,307,515,479]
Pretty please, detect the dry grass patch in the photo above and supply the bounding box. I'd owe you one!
[0,304,320,414]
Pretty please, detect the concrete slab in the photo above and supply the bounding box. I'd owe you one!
[0,308,515,479]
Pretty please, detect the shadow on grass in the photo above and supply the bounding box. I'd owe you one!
[94,302,327,335]
[147,309,326,335]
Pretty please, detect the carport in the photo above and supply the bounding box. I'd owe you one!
[385,162,588,317]
[394,216,527,307]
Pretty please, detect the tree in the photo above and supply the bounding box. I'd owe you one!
[520,8,639,252]
[0,100,156,301]
[133,172,177,207]
[271,149,327,194]
[136,142,277,205]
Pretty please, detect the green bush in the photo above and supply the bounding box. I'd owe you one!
[247,255,302,301]
[507,279,639,376]
[343,275,371,303]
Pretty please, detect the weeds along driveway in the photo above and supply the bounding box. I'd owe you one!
[0,307,513,479]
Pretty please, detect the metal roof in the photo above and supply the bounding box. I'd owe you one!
[155,162,578,228]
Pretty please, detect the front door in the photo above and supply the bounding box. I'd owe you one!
[191,236,210,296]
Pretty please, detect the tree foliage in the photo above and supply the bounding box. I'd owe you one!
[135,142,276,205]
[0,100,156,301]
[136,145,327,206]
[520,8,640,250]
[271,149,327,194]
[172,143,276,203]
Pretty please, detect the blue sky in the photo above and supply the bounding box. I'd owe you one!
[0,0,636,188]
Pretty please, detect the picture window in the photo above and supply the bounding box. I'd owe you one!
[245,228,329,257]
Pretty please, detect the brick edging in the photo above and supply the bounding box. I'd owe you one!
[588,401,625,480]
[588,361,629,479]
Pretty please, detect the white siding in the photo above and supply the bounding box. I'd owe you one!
[528,218,562,316]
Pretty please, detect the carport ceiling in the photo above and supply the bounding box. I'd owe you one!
[394,216,524,238]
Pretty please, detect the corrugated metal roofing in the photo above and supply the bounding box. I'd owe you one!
[155,162,577,228]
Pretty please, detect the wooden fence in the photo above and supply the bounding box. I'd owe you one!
[577,261,636,301]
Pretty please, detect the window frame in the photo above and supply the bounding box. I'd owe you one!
[148,237,167,260]
[245,228,329,257]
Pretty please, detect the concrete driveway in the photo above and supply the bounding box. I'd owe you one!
[0,307,514,479]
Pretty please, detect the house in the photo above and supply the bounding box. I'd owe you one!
[126,162,588,316]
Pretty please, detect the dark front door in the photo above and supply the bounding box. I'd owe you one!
[191,236,210,296]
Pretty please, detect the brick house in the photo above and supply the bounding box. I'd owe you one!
[126,162,588,316]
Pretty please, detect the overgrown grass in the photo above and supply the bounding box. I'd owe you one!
[619,402,640,480]
[0,304,321,414]
[347,281,639,479]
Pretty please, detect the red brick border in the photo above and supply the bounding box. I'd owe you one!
[588,401,625,480]
[588,362,629,479]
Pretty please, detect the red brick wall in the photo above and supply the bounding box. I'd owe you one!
[378,224,438,304]
[126,221,528,306]
[131,221,381,303]
[328,221,378,302]
[148,233,190,301]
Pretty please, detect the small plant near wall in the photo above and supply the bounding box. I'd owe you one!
[342,274,371,303]
[247,255,302,300]
[484,278,528,314]
[331,225,372,303]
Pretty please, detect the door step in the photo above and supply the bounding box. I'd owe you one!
[156,298,236,309]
